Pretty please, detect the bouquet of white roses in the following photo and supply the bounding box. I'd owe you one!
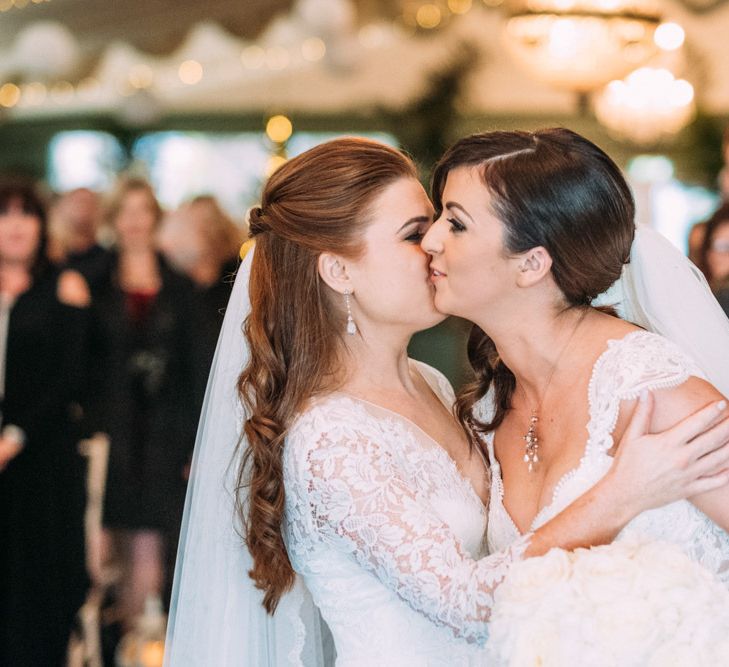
[485,539,729,666]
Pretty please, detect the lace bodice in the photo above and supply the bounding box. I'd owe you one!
[482,330,729,586]
[282,360,529,666]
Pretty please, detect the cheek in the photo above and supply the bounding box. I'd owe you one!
[357,247,435,316]
[710,254,729,274]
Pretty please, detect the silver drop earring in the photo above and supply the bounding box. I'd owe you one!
[344,289,357,336]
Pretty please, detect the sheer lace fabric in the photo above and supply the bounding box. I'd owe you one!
[283,361,530,666]
[482,331,729,585]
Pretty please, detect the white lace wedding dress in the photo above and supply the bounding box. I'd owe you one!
[282,360,529,667]
[482,330,729,585]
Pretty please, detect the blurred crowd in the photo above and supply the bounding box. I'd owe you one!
[0,177,244,666]
[688,128,729,314]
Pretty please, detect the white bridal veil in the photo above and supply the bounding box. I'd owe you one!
[593,226,729,397]
[164,244,330,667]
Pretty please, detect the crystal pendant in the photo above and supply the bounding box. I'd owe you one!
[346,316,357,336]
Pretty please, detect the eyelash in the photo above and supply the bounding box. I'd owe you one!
[405,230,425,243]
[447,217,466,233]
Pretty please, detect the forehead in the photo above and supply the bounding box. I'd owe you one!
[364,177,432,234]
[712,224,729,243]
[443,165,488,200]
[441,165,489,208]
[0,196,35,216]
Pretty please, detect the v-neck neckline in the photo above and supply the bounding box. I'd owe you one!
[489,330,644,535]
[335,361,490,509]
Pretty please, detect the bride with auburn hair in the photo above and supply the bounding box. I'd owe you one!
[164,137,729,666]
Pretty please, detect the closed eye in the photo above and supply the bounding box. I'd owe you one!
[448,217,466,233]
[405,230,425,243]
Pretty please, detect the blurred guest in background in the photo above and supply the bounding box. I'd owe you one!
[698,202,729,316]
[687,220,707,267]
[0,182,90,666]
[158,195,242,393]
[49,187,111,289]
[90,178,200,629]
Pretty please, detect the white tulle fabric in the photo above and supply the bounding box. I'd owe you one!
[593,226,729,397]
[164,248,330,666]
[482,330,729,586]
[282,360,531,667]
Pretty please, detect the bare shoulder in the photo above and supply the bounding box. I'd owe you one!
[649,376,725,432]
[57,270,91,308]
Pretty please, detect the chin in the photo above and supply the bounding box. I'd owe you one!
[405,299,447,332]
[432,290,455,316]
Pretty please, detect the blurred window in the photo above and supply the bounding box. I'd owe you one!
[48,131,125,192]
[627,155,718,253]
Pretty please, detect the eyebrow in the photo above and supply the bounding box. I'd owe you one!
[397,215,432,233]
[445,202,475,222]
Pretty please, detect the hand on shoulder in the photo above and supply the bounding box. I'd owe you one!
[57,270,91,308]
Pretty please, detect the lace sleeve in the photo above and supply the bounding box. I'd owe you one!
[289,411,530,646]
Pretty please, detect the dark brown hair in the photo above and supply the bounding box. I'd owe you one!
[697,202,729,287]
[237,137,417,613]
[430,129,635,439]
[0,181,49,278]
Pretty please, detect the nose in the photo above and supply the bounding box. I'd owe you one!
[421,214,445,255]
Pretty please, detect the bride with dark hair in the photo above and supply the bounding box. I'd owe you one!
[165,136,729,666]
[423,128,729,662]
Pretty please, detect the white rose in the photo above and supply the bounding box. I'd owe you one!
[492,548,572,615]
[506,619,562,667]
[592,598,661,659]
[647,641,699,667]
[570,545,639,606]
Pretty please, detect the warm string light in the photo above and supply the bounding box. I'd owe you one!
[265,114,292,177]
[0,0,51,12]
[401,0,487,31]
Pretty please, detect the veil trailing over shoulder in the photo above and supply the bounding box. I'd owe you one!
[593,225,729,397]
[164,243,330,666]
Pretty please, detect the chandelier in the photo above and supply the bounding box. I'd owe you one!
[593,66,695,144]
[503,0,661,92]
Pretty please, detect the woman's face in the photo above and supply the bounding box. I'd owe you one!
[421,166,518,321]
[114,189,158,250]
[0,200,41,266]
[707,221,729,284]
[344,177,445,335]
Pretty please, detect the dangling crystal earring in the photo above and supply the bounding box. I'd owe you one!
[344,289,357,336]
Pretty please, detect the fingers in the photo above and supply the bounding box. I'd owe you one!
[690,439,729,478]
[662,399,728,445]
[685,470,729,498]
[622,390,654,442]
[684,415,729,462]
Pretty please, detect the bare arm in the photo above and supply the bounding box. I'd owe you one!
[526,391,729,557]
[644,377,729,531]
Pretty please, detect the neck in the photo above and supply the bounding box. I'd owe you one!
[475,301,592,405]
[189,260,220,287]
[67,234,96,255]
[338,322,417,398]
[0,260,33,298]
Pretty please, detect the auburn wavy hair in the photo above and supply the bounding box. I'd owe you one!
[430,129,635,442]
[237,137,417,613]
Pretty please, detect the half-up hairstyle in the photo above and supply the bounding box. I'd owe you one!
[430,129,635,441]
[237,137,417,613]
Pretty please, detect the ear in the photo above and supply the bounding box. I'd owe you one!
[318,252,352,294]
[515,247,553,288]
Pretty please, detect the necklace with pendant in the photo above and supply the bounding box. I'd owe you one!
[518,310,587,473]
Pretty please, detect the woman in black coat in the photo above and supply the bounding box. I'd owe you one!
[90,179,201,628]
[0,183,90,666]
